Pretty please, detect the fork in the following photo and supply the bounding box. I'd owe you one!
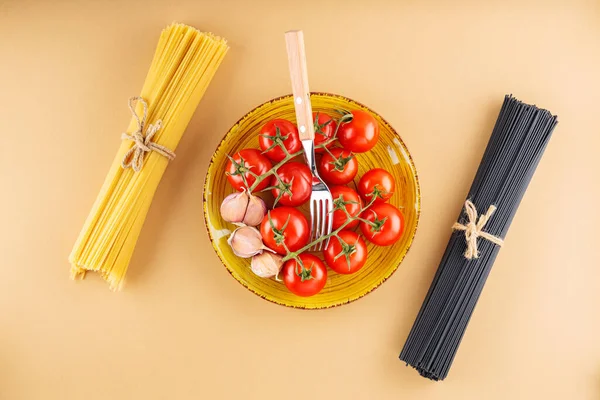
[285,30,333,251]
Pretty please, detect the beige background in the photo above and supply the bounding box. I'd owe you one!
[1,0,600,399]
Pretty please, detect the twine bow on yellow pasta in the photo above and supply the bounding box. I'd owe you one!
[120,96,175,172]
[452,200,504,259]
[69,24,228,290]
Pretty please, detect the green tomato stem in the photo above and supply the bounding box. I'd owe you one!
[281,195,378,262]
[247,149,303,192]
[314,110,351,151]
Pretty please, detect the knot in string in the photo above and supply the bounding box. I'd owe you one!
[452,200,504,259]
[120,96,175,172]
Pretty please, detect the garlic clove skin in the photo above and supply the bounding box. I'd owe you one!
[220,190,250,224]
[243,194,267,226]
[227,226,265,258]
[251,252,284,278]
[220,190,266,227]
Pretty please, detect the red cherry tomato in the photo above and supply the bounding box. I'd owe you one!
[324,230,368,274]
[330,186,362,230]
[313,112,337,154]
[317,147,358,185]
[282,254,327,297]
[337,110,379,153]
[258,119,301,162]
[226,149,272,192]
[271,162,312,207]
[359,203,404,246]
[358,168,396,204]
[260,207,310,255]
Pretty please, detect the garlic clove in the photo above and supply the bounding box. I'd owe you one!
[243,194,267,226]
[227,226,265,258]
[251,252,284,278]
[220,190,250,224]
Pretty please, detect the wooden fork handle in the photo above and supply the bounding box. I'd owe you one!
[285,30,315,141]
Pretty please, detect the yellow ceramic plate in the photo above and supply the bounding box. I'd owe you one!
[203,93,420,309]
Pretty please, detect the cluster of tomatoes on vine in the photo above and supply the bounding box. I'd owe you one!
[223,108,405,297]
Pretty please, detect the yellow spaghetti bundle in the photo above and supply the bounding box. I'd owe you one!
[70,23,228,290]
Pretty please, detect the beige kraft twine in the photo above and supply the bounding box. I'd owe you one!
[121,96,175,172]
[452,200,504,259]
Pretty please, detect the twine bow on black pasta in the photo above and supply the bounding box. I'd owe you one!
[400,95,558,381]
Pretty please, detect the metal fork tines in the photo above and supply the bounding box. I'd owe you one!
[302,140,333,251]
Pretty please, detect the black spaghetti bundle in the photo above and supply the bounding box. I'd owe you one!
[399,95,558,381]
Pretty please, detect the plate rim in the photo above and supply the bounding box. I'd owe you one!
[203,92,421,309]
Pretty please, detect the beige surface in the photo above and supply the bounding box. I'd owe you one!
[1,0,599,398]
